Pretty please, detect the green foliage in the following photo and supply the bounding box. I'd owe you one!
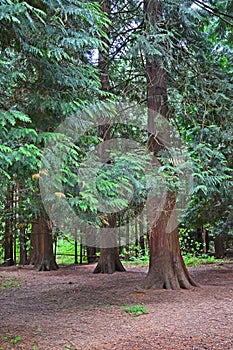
[0,0,232,264]
[0,277,20,289]
[1,335,21,345]
[184,254,220,267]
[179,227,203,255]
[10,335,21,344]
[0,0,109,228]
[122,305,149,316]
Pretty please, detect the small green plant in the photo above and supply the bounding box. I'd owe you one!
[184,254,218,267]
[122,255,149,267]
[122,304,149,316]
[11,335,21,344]
[0,278,20,289]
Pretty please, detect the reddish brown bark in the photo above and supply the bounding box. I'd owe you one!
[145,192,197,289]
[144,0,197,289]
[94,217,125,273]
[30,216,58,271]
[93,247,125,274]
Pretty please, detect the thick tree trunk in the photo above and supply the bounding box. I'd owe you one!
[144,0,197,289]
[214,234,225,258]
[30,216,58,271]
[144,192,197,289]
[94,218,125,273]
[87,246,97,263]
[93,247,125,274]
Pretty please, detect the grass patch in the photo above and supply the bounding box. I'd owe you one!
[122,255,149,266]
[0,277,20,289]
[183,254,229,267]
[122,304,149,316]
[123,255,229,269]
[1,335,21,350]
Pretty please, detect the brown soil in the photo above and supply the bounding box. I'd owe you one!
[0,263,232,350]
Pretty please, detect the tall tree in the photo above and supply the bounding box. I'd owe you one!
[143,0,197,289]
[0,0,109,269]
[94,0,125,274]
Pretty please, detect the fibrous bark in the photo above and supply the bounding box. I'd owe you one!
[144,0,197,289]
[144,192,197,289]
[30,215,58,271]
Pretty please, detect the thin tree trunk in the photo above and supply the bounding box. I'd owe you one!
[79,236,83,265]
[196,227,204,253]
[139,212,145,256]
[125,222,130,260]
[19,225,27,265]
[203,227,209,254]
[134,217,139,257]
[74,239,78,264]
[144,0,197,289]
[3,186,14,266]
[17,183,28,265]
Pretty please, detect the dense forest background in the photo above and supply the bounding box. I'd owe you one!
[0,0,232,287]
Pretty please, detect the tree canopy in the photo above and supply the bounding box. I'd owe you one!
[0,0,232,280]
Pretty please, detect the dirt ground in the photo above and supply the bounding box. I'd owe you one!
[0,262,232,350]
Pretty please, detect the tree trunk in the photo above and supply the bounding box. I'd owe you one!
[144,192,197,289]
[144,0,197,289]
[74,239,78,264]
[3,186,14,266]
[94,216,125,273]
[93,224,125,273]
[94,0,125,274]
[214,234,225,258]
[30,215,58,271]
[86,245,97,263]
[139,212,145,255]
[203,228,209,254]
[19,225,27,265]
[125,222,130,260]
[16,182,28,265]
[196,227,204,253]
[93,247,125,274]
[134,217,139,257]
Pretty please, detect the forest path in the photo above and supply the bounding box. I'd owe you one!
[0,263,232,350]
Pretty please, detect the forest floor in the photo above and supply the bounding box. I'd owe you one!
[0,262,232,350]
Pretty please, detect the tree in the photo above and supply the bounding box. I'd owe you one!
[93,0,125,274]
[30,212,58,271]
[0,0,109,269]
[142,0,197,289]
